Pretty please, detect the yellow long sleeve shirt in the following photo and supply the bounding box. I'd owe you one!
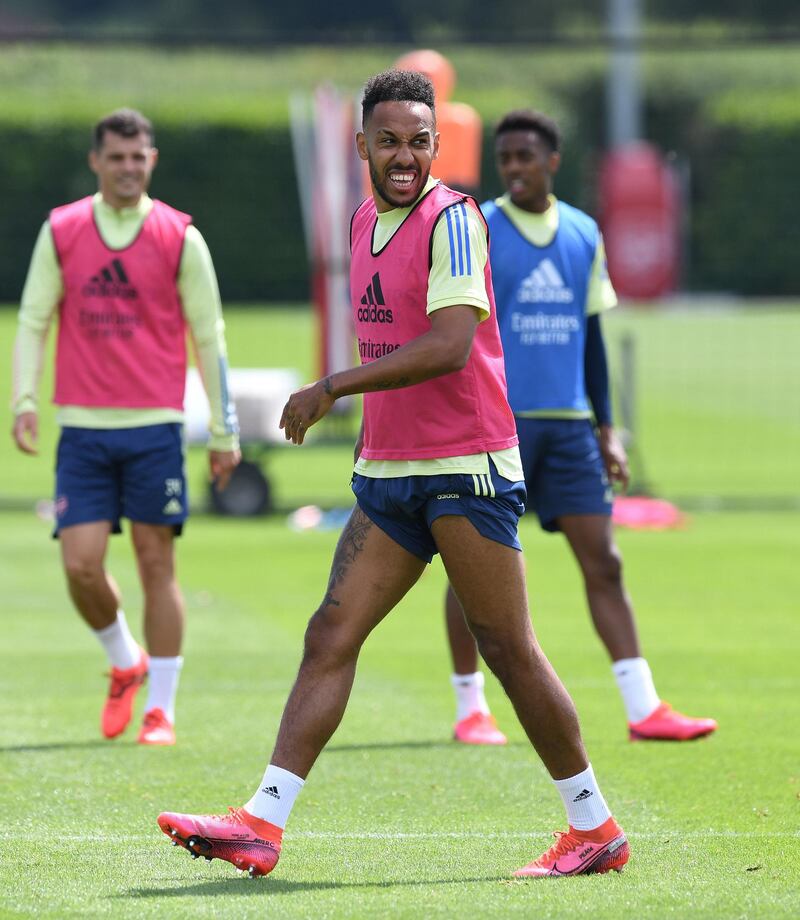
[12,192,238,451]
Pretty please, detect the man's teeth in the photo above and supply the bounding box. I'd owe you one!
[390,173,415,184]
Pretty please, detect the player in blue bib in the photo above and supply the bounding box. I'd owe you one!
[445,110,717,745]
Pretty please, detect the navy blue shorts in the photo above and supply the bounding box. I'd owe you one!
[351,458,526,564]
[516,417,612,533]
[54,424,188,537]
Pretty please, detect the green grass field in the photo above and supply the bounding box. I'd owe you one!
[1,302,799,917]
[1,509,798,918]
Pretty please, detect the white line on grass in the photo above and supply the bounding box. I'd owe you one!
[1,830,798,842]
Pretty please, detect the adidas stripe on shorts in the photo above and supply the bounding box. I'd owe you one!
[351,457,526,563]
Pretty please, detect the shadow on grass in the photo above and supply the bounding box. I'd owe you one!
[120,875,501,899]
[0,739,135,753]
[325,740,527,753]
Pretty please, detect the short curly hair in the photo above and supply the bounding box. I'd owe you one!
[361,70,435,127]
[495,109,561,153]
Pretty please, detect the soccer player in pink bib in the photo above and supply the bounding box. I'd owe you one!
[12,109,240,746]
[158,71,629,879]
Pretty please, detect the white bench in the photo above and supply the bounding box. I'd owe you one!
[183,367,302,514]
[184,367,301,445]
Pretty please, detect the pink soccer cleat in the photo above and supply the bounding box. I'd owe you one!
[629,702,718,741]
[101,649,149,739]
[157,807,282,878]
[138,708,175,746]
[513,816,629,878]
[453,711,508,745]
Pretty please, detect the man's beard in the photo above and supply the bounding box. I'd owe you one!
[368,157,425,209]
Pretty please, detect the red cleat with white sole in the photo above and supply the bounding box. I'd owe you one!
[101,649,149,739]
[513,816,629,878]
[138,708,175,746]
[157,807,282,877]
[629,702,718,741]
[453,711,507,745]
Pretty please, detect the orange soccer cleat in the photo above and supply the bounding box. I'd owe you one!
[157,807,282,878]
[629,702,718,741]
[513,816,629,878]
[138,708,175,746]
[453,711,508,745]
[101,649,149,739]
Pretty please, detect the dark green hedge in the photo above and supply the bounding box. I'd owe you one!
[2,103,800,301]
[1,124,307,303]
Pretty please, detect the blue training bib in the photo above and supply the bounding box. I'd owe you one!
[483,199,598,414]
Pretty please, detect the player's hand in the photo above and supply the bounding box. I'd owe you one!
[12,412,38,455]
[209,448,241,491]
[280,378,335,445]
[598,425,630,491]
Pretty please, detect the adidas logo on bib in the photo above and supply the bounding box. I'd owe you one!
[82,258,138,300]
[517,259,574,304]
[162,498,183,515]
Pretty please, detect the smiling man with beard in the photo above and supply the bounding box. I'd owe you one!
[12,109,240,749]
[158,72,630,882]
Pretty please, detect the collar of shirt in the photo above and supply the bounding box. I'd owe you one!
[496,192,559,248]
[92,192,154,248]
[373,176,440,250]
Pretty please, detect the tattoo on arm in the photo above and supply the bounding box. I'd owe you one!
[323,376,333,396]
[320,507,373,608]
[373,377,411,391]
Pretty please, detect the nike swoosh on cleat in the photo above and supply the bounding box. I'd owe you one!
[552,835,627,875]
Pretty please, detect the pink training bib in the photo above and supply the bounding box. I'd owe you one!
[350,182,518,460]
[50,196,191,410]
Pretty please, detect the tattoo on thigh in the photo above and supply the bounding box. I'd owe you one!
[321,508,373,607]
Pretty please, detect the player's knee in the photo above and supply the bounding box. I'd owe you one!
[137,550,175,587]
[583,545,623,589]
[62,555,103,587]
[472,625,536,685]
[303,605,359,666]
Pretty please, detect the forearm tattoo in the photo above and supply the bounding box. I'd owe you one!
[373,377,411,390]
[321,507,373,608]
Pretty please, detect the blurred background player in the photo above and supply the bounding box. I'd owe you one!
[157,71,629,880]
[445,109,717,746]
[11,108,240,746]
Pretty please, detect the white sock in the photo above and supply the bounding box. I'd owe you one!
[553,763,612,831]
[245,764,305,829]
[451,671,491,721]
[612,657,661,723]
[144,656,183,723]
[93,610,140,670]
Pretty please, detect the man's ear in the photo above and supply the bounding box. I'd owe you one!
[549,151,561,176]
[356,131,368,162]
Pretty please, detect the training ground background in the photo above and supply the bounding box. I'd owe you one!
[0,303,798,919]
